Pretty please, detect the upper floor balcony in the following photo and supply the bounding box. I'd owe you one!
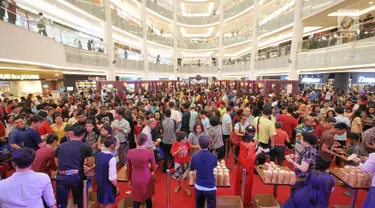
[258,3,294,37]
[255,45,291,70]
[301,0,343,19]
[178,37,219,50]
[224,24,252,46]
[297,21,375,70]
[64,0,105,20]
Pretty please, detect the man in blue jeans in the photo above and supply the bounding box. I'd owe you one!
[190,135,217,208]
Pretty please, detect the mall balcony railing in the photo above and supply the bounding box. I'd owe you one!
[178,37,219,50]
[222,61,250,72]
[297,22,375,69]
[223,24,252,46]
[258,5,294,36]
[149,62,174,72]
[178,65,218,73]
[255,45,291,70]
[148,31,173,47]
[223,0,253,20]
[0,3,108,66]
[111,10,143,38]
[114,56,144,71]
[136,0,173,20]
[64,0,105,20]
[177,11,220,25]
[301,0,342,19]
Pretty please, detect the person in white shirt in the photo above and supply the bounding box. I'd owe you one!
[111,109,131,165]
[0,148,56,208]
[334,106,351,166]
[169,102,182,125]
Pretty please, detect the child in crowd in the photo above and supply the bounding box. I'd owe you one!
[270,122,290,166]
[171,132,192,196]
[95,136,118,208]
[338,133,368,166]
[133,116,143,139]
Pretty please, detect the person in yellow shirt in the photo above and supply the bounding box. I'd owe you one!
[50,113,67,144]
[251,107,277,164]
[218,101,226,117]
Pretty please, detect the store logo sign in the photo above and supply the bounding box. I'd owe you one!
[0,74,40,80]
[358,76,375,84]
[301,77,321,83]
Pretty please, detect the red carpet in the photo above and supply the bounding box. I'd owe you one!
[116,156,368,208]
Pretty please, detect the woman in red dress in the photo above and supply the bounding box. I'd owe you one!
[127,133,157,208]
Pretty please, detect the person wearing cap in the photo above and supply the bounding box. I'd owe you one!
[286,132,318,178]
[95,136,118,208]
[0,148,56,208]
[190,135,217,208]
[54,125,94,208]
[171,131,192,196]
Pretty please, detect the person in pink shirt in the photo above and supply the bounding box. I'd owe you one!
[270,122,290,165]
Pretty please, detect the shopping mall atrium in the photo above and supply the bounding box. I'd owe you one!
[1,0,375,207]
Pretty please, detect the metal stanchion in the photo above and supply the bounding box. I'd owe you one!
[83,180,88,208]
[240,169,246,202]
[166,169,171,208]
[225,140,229,158]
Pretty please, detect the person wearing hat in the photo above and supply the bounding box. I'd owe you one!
[190,135,217,208]
[0,148,56,208]
[54,125,94,208]
[171,131,192,196]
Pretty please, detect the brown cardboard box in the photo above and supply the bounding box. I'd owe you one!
[216,196,243,208]
[253,194,280,208]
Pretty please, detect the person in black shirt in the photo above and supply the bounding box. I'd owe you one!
[55,125,93,208]
[181,102,191,134]
[96,106,114,125]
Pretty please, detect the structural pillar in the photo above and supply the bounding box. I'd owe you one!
[218,0,224,79]
[249,0,260,80]
[172,0,178,79]
[141,0,149,80]
[103,0,116,81]
[288,0,303,81]
[333,73,350,93]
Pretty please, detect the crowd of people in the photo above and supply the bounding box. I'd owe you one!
[0,85,374,208]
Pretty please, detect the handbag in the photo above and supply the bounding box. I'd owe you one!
[230,123,243,146]
[154,146,164,161]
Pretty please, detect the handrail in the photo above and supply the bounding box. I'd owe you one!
[257,45,292,61]
[299,20,375,52]
[166,169,171,208]
[0,2,107,53]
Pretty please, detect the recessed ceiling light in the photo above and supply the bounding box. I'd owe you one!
[370,1,374,4]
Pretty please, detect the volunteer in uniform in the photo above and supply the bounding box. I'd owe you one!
[54,125,94,208]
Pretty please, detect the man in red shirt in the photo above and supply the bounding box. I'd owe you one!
[277,107,298,144]
[314,117,336,143]
[171,132,192,196]
[31,134,58,177]
[37,111,53,138]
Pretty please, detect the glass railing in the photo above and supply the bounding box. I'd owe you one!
[300,21,375,51]
[115,57,144,71]
[301,0,342,18]
[224,0,253,19]
[178,37,219,50]
[149,63,174,72]
[148,32,173,47]
[297,34,375,69]
[224,24,252,46]
[177,11,220,25]
[111,9,143,38]
[178,65,218,73]
[258,7,294,36]
[64,0,105,20]
[0,2,108,66]
[255,45,291,69]
[139,0,173,20]
[222,61,250,72]
[65,46,109,66]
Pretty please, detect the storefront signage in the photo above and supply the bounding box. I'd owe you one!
[299,74,327,84]
[0,74,40,80]
[357,76,375,84]
[300,77,322,83]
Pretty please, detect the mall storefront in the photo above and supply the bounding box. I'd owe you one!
[63,75,106,91]
[350,73,375,93]
[0,70,63,97]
